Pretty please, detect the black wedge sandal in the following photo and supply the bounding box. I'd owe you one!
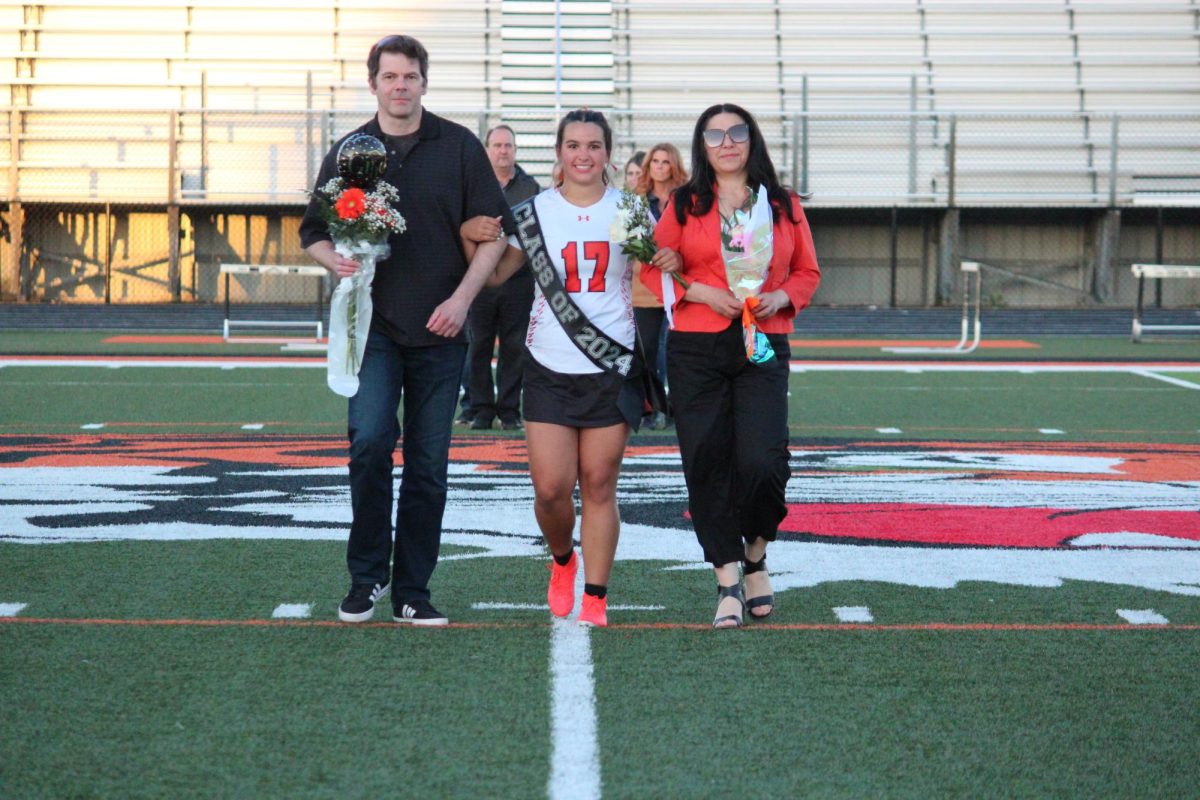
[713,583,745,629]
[743,555,775,619]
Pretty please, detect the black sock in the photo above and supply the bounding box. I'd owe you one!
[584,583,607,599]
[553,550,574,567]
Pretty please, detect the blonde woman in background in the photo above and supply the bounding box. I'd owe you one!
[632,143,689,429]
[635,143,688,221]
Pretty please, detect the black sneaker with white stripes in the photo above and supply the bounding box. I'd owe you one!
[393,599,449,626]
[338,581,389,623]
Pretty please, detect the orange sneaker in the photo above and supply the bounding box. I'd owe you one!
[578,593,608,627]
[546,551,577,617]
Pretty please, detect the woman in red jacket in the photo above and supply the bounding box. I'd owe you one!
[641,103,820,629]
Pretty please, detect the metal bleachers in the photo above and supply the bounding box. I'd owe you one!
[0,0,1197,207]
[4,0,500,109]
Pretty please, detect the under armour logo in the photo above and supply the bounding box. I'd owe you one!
[577,215,590,222]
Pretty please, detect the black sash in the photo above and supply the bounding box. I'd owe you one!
[512,197,636,377]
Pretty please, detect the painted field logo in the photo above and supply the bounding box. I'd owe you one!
[2,435,1198,596]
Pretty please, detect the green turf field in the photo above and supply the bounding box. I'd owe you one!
[2,334,1198,798]
[1,364,1198,441]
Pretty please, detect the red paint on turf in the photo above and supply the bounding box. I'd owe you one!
[104,335,231,344]
[789,339,1039,349]
[781,503,1200,548]
[0,354,325,364]
[104,335,329,345]
[789,360,1200,369]
[838,440,1200,483]
[0,434,683,470]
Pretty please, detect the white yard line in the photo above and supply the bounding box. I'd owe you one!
[1132,369,1200,390]
[271,603,311,619]
[790,362,1200,373]
[548,557,601,800]
[3,356,1198,374]
[474,602,664,612]
[1116,609,1169,625]
[833,606,874,623]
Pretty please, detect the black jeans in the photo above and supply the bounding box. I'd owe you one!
[466,277,532,424]
[346,328,466,605]
[634,306,667,386]
[666,320,792,566]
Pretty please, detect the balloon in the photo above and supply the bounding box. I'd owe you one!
[337,134,388,190]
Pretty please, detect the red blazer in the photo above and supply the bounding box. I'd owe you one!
[641,193,820,334]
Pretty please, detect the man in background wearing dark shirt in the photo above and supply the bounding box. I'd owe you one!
[460,125,540,430]
[300,34,513,626]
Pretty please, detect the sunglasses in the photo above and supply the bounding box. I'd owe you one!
[702,123,750,148]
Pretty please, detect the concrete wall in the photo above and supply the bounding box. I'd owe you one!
[5,203,1198,308]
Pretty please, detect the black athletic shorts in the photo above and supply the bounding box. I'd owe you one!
[522,354,642,430]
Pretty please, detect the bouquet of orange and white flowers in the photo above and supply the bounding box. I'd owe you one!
[314,177,407,248]
[309,135,406,397]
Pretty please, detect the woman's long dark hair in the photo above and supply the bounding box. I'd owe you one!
[673,103,797,225]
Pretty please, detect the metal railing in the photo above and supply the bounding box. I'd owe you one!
[2,107,1197,208]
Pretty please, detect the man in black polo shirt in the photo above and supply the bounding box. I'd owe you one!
[300,34,514,626]
[461,125,541,430]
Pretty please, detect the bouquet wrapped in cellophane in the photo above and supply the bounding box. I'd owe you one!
[609,187,688,303]
[310,134,406,397]
[608,188,657,264]
[720,184,775,363]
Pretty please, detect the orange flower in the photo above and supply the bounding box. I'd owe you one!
[335,188,367,220]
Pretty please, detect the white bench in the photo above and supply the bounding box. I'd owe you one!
[219,263,327,342]
[1131,263,1200,341]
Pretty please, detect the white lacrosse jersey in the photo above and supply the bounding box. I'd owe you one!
[512,186,636,374]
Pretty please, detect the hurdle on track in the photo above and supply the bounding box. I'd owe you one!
[1131,263,1200,342]
[882,261,982,355]
[220,263,327,342]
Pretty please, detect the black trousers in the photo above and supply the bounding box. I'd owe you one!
[467,275,533,424]
[666,320,792,566]
[634,306,667,385]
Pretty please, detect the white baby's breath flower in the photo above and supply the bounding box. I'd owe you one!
[609,208,632,242]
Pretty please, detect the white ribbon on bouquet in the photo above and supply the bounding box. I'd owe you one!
[326,240,388,397]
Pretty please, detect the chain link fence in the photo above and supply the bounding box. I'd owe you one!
[1,108,1197,308]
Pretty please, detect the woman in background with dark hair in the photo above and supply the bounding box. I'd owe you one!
[623,151,645,190]
[641,103,820,629]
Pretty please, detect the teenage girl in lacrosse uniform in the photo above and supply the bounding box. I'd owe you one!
[468,109,678,627]
[641,103,820,629]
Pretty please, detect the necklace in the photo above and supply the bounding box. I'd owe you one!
[717,185,751,218]
[717,185,752,220]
